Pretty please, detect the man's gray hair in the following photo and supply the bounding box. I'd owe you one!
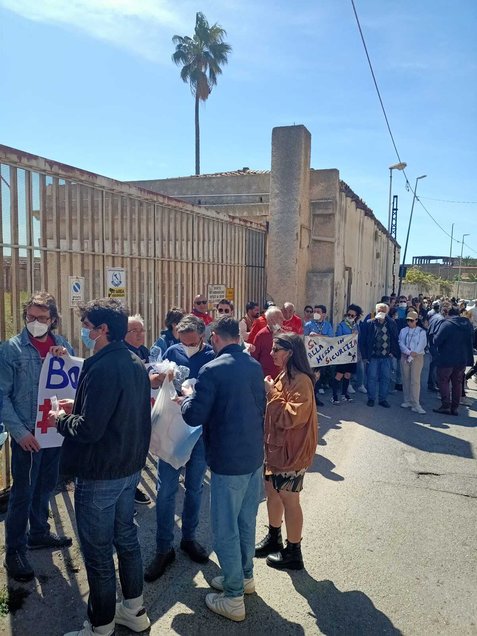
[128,313,144,325]
[176,314,206,335]
[375,303,388,313]
[265,306,283,321]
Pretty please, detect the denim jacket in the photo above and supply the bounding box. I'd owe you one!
[0,328,74,442]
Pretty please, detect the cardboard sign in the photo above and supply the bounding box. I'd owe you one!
[305,334,357,367]
[35,353,84,448]
[207,284,226,307]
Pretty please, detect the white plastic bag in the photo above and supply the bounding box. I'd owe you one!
[150,377,202,469]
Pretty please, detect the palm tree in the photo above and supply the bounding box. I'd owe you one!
[172,12,231,175]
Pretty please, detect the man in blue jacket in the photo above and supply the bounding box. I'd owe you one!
[0,291,73,583]
[180,317,266,622]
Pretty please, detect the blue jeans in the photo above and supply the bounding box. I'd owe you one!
[210,466,262,598]
[5,440,60,555]
[367,357,392,401]
[155,435,207,553]
[75,471,143,628]
[353,360,366,388]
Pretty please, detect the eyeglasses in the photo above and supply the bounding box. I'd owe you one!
[217,308,231,314]
[346,314,356,318]
[127,328,146,334]
[195,300,207,305]
[271,346,285,353]
[406,319,416,322]
[25,314,51,324]
[304,309,313,313]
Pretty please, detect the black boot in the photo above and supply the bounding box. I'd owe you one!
[266,540,304,571]
[255,525,283,558]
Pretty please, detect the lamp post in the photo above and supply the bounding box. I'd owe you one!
[456,233,470,299]
[397,174,427,297]
[448,223,454,280]
[385,162,407,296]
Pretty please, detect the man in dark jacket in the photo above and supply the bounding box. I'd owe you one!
[359,303,400,408]
[181,317,266,623]
[51,299,152,636]
[433,307,474,416]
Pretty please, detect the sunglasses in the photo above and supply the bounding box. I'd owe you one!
[195,300,207,305]
[217,308,231,314]
[346,314,356,318]
[271,346,285,353]
[406,318,416,322]
[304,309,313,313]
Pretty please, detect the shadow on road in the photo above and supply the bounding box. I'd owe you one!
[289,570,402,635]
[308,454,344,481]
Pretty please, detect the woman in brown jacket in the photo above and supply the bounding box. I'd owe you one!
[255,333,318,570]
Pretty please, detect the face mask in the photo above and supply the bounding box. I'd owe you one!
[399,302,407,308]
[81,327,100,350]
[26,320,49,338]
[313,313,322,321]
[183,343,201,358]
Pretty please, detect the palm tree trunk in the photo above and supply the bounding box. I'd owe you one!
[195,94,200,175]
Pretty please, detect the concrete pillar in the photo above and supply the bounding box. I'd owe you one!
[267,125,311,310]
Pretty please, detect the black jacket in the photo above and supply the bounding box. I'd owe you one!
[58,341,151,480]
[433,316,474,368]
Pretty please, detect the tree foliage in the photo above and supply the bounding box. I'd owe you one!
[405,266,452,295]
[172,12,232,175]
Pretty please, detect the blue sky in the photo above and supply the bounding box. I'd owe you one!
[1,0,476,261]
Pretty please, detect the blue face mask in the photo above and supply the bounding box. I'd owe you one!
[81,326,98,350]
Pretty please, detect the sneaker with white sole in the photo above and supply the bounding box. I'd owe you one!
[205,592,245,622]
[115,602,151,632]
[64,621,114,636]
[318,388,325,395]
[330,398,340,405]
[357,385,367,394]
[347,385,356,394]
[411,406,426,414]
[210,575,255,595]
[400,402,412,408]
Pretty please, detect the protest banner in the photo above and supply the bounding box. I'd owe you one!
[35,353,84,449]
[305,334,358,367]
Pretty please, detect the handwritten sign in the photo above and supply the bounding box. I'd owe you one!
[305,334,357,367]
[35,353,84,448]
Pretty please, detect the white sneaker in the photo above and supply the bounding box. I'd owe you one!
[205,592,245,622]
[357,385,367,394]
[115,602,151,632]
[318,388,325,395]
[411,406,426,414]
[347,385,356,394]
[64,621,114,636]
[401,402,412,408]
[211,575,255,595]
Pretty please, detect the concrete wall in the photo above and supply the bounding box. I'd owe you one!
[128,125,399,325]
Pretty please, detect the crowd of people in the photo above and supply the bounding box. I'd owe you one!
[0,288,475,635]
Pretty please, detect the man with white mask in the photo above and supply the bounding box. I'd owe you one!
[145,314,215,582]
[0,292,73,582]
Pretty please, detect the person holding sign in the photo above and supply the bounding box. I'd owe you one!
[255,333,318,571]
[50,299,152,636]
[0,292,74,583]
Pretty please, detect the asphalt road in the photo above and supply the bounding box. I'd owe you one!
[1,364,476,635]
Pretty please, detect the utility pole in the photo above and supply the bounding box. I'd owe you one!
[456,233,470,299]
[397,174,426,298]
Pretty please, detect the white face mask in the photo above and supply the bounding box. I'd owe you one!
[313,313,322,321]
[26,320,49,338]
[399,302,407,308]
[183,343,201,358]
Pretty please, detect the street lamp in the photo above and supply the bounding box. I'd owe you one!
[397,174,427,297]
[456,233,470,299]
[385,162,407,296]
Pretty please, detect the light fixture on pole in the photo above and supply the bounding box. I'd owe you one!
[385,162,407,296]
[456,233,470,299]
[448,223,454,280]
[397,174,427,297]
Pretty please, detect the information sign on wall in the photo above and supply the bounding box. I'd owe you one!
[207,284,226,306]
[69,276,85,308]
[106,267,126,301]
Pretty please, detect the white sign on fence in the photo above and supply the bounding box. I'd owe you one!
[207,284,226,306]
[69,276,85,308]
[305,334,358,367]
[35,353,84,448]
[106,267,126,301]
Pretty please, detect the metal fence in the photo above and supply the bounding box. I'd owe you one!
[0,145,267,352]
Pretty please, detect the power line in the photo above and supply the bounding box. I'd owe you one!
[350,0,476,255]
[420,196,477,205]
